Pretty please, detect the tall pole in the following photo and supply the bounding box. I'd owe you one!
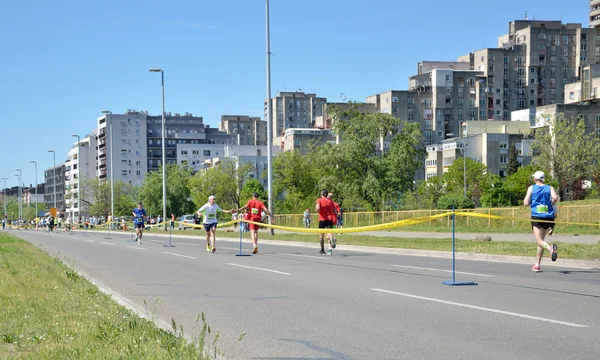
[16,169,22,220]
[48,150,57,210]
[1,178,8,217]
[150,68,167,231]
[110,114,115,221]
[266,0,274,235]
[30,161,38,219]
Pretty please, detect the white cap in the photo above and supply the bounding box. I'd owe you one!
[533,171,545,181]
[208,195,216,201]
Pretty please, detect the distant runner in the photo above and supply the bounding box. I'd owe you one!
[316,189,335,255]
[197,195,232,253]
[327,192,340,249]
[524,171,558,272]
[236,192,273,254]
[132,202,147,244]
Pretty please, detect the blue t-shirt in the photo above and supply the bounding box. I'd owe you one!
[133,208,146,224]
[530,185,554,218]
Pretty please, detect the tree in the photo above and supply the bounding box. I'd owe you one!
[436,193,474,209]
[140,164,196,217]
[240,179,266,203]
[443,157,493,205]
[187,161,254,211]
[503,164,559,205]
[414,175,445,209]
[532,113,600,200]
[506,143,519,176]
[85,178,137,218]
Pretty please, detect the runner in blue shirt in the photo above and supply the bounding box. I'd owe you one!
[132,202,147,244]
[524,171,558,272]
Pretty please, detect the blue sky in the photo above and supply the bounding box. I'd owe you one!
[0,0,587,187]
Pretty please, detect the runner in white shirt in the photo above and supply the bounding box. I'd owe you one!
[197,195,232,253]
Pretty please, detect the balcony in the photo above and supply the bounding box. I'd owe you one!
[174,132,206,140]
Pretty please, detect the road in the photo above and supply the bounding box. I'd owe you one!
[15,229,600,360]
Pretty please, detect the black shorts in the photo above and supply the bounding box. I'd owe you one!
[204,223,217,232]
[318,220,333,229]
[135,223,145,229]
[337,217,344,226]
[531,217,555,230]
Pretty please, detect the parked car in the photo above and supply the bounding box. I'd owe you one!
[178,215,196,230]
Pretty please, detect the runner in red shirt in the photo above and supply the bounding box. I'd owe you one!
[316,189,335,255]
[236,192,273,254]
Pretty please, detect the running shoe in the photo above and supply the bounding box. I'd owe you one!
[551,244,558,262]
[206,243,211,252]
[531,264,541,272]
[548,227,554,236]
[211,247,216,253]
[137,238,142,245]
[331,236,337,249]
[327,249,333,255]
[319,250,326,256]
[252,246,258,254]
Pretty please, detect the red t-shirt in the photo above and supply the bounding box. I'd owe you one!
[316,197,334,221]
[245,199,265,221]
[331,201,340,224]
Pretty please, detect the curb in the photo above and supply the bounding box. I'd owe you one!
[94,229,600,270]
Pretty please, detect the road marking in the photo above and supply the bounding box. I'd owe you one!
[101,242,116,246]
[280,253,331,260]
[127,246,147,251]
[84,239,94,243]
[392,265,495,278]
[162,252,196,259]
[371,288,589,328]
[225,263,291,276]
[219,246,242,251]
[178,242,198,246]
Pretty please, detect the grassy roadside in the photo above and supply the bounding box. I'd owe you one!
[99,227,600,260]
[0,233,221,359]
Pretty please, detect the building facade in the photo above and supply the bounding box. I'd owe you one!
[219,115,267,146]
[44,163,66,215]
[591,0,600,27]
[65,131,98,218]
[278,128,335,153]
[265,92,327,139]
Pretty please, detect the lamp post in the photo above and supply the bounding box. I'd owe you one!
[71,135,81,225]
[460,142,468,197]
[48,150,57,210]
[149,68,167,232]
[101,111,114,226]
[15,169,22,220]
[30,161,38,226]
[1,177,8,217]
[266,0,274,234]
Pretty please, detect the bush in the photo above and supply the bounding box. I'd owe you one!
[436,193,475,210]
[480,186,519,208]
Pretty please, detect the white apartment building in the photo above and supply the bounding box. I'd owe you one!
[265,92,327,139]
[97,111,148,186]
[65,130,98,218]
[176,144,226,171]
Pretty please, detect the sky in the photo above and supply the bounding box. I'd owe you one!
[0,0,587,187]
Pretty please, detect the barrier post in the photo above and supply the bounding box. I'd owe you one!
[105,220,112,240]
[163,222,175,248]
[442,207,477,287]
[236,220,251,257]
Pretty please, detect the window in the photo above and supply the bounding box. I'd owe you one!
[424,120,433,130]
[496,99,501,105]
[136,129,140,135]
[136,161,141,166]
[500,156,507,164]
[445,75,450,81]
[570,92,575,100]
[489,65,494,72]
[550,89,556,98]
[563,56,568,66]
[517,67,525,76]
[203,150,211,156]
[408,109,415,119]
[469,109,476,119]
[424,131,432,141]
[518,99,525,109]
[181,150,188,155]
[504,56,509,65]
[530,99,535,106]
[408,98,414,107]
[437,131,442,138]
[458,99,464,107]
[530,78,535,84]
[495,109,501,116]
[423,98,432,107]
[503,110,509,120]
[458,109,463,120]
[136,170,141,176]
[479,109,486,118]
[504,67,509,76]
[530,89,535,94]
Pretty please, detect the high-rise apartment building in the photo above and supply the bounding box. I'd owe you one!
[44,163,66,214]
[591,0,600,27]
[97,111,148,186]
[65,130,98,218]
[219,115,267,146]
[265,92,327,139]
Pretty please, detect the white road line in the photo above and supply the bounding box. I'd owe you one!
[162,252,196,259]
[392,265,495,278]
[127,246,147,251]
[225,263,291,276]
[101,242,116,246]
[280,253,331,260]
[178,242,198,246]
[84,239,94,243]
[371,288,589,328]
[219,246,243,251]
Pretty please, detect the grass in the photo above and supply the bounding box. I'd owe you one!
[0,233,223,359]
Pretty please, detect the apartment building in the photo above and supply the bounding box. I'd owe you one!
[219,115,267,146]
[591,0,600,27]
[534,103,600,137]
[564,64,600,103]
[65,130,98,218]
[176,144,226,171]
[265,92,327,139]
[44,163,66,214]
[97,111,148,186]
[278,128,335,153]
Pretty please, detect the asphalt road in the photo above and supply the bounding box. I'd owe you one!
[14,229,600,360]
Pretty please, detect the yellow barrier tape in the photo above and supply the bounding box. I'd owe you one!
[454,211,600,227]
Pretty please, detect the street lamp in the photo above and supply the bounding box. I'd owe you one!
[15,169,22,220]
[1,177,8,217]
[101,111,114,226]
[149,68,167,232]
[266,0,274,234]
[30,161,38,222]
[72,134,81,224]
[459,141,468,197]
[48,150,56,210]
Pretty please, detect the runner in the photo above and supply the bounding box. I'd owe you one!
[316,189,335,255]
[197,195,232,253]
[524,171,558,272]
[2,215,6,230]
[132,202,147,244]
[170,213,176,229]
[303,208,311,228]
[327,193,341,249]
[47,215,55,232]
[236,192,273,254]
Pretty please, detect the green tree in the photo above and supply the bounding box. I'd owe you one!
[414,175,446,209]
[443,157,493,205]
[272,149,320,213]
[532,113,600,200]
[140,164,196,217]
[85,178,137,218]
[506,143,519,176]
[436,193,475,209]
[503,164,559,205]
[240,179,266,203]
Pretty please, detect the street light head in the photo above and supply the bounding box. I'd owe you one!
[101,110,111,114]
[48,150,54,153]
[30,161,36,164]
[149,68,162,72]
[71,134,78,137]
